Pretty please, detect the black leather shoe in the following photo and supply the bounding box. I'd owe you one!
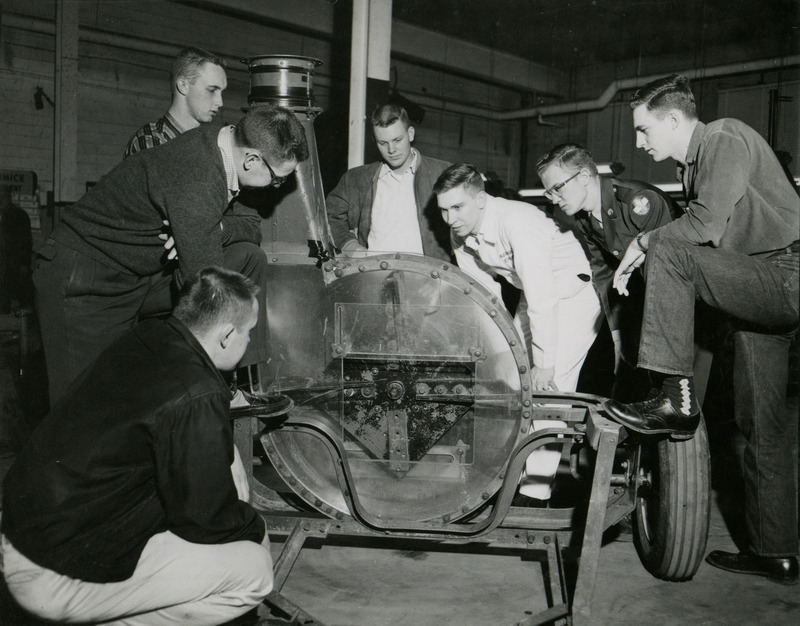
[603,391,699,439]
[511,492,548,508]
[706,550,799,586]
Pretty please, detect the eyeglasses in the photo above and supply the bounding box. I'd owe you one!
[543,171,580,199]
[256,154,287,188]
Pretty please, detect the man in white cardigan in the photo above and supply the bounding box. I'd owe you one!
[435,163,602,502]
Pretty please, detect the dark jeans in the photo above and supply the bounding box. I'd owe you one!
[639,237,799,556]
[34,240,269,406]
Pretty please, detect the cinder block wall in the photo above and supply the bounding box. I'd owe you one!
[4,1,795,205]
[0,0,525,204]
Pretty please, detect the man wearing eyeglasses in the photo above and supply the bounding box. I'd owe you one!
[34,104,308,405]
[536,143,680,400]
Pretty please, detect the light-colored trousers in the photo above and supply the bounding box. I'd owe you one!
[1,530,273,625]
[517,283,603,499]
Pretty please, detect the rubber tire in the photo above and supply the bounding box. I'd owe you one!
[632,414,711,581]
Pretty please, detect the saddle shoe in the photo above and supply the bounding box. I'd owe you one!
[603,390,699,440]
[706,550,799,586]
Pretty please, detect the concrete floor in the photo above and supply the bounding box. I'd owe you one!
[1,317,799,625]
[263,497,800,626]
[0,473,797,625]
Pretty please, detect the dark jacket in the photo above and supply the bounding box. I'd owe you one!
[574,177,680,361]
[652,118,800,253]
[1,318,265,583]
[54,124,232,286]
[122,116,262,249]
[325,153,452,261]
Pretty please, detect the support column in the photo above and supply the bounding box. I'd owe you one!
[348,0,393,168]
[53,0,80,204]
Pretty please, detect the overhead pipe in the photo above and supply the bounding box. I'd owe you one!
[2,12,334,90]
[6,12,798,124]
[494,56,800,121]
[383,56,800,123]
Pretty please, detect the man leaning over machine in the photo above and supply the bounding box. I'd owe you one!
[435,162,603,504]
[536,142,680,401]
[1,267,273,624]
[35,103,308,406]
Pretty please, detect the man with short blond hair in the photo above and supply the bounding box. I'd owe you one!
[124,47,227,157]
[2,267,272,625]
[326,103,452,260]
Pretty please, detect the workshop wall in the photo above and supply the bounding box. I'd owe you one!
[3,1,796,210]
[524,58,800,187]
[0,0,523,210]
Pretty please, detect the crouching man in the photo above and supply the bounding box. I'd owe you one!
[1,266,272,624]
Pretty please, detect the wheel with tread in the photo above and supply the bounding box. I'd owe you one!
[632,414,711,581]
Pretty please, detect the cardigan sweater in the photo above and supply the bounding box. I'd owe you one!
[55,124,230,286]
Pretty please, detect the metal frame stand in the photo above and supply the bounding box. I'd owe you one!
[236,399,627,626]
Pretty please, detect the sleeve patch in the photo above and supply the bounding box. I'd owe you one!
[632,196,650,215]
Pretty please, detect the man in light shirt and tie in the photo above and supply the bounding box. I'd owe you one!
[435,162,603,504]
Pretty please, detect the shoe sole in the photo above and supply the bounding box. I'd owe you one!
[707,559,799,586]
[600,404,697,440]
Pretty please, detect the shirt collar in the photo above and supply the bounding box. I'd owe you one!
[464,194,498,249]
[379,148,419,178]
[683,120,706,167]
[217,126,239,198]
[164,111,189,135]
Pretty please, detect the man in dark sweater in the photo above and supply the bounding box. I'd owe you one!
[35,104,308,405]
[1,267,272,624]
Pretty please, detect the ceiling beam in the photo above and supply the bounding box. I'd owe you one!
[173,0,566,95]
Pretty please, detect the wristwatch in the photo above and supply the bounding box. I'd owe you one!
[636,232,647,251]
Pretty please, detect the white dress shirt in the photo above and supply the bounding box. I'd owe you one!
[367,149,424,254]
[453,194,594,371]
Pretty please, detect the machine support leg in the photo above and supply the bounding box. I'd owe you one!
[515,535,570,626]
[263,590,327,625]
[273,521,316,592]
[570,417,621,624]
